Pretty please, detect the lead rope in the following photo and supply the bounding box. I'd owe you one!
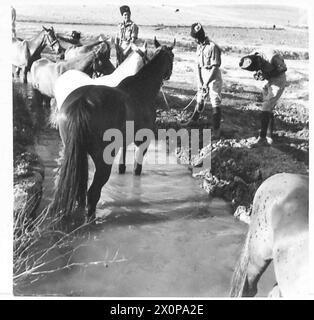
[160,86,170,110]
[160,86,197,112]
[183,93,197,111]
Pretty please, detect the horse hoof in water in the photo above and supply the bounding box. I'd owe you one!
[134,163,142,176]
[118,164,126,174]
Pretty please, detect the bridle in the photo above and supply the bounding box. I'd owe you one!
[91,43,112,77]
[161,47,174,81]
[44,28,62,54]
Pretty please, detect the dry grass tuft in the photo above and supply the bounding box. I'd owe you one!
[13,202,126,289]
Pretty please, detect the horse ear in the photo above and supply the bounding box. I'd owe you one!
[130,43,137,51]
[154,37,161,48]
[42,26,47,31]
[169,38,176,50]
[142,41,148,52]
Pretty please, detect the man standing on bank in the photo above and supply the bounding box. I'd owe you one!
[182,22,223,139]
[115,5,139,66]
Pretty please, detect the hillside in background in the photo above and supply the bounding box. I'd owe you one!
[14,3,308,28]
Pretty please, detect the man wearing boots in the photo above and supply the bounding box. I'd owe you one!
[240,50,287,147]
[182,22,223,139]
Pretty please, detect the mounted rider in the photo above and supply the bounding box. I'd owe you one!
[115,5,139,66]
[182,23,223,139]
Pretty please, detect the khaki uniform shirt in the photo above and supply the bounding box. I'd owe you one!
[117,21,139,49]
[253,49,287,111]
[196,37,221,70]
[196,37,223,107]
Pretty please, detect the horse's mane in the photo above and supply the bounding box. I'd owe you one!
[57,33,81,45]
[83,39,109,51]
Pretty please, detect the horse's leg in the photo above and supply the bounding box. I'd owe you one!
[15,67,21,80]
[242,216,273,297]
[87,147,112,220]
[268,283,282,297]
[134,136,152,176]
[118,136,127,174]
[22,66,28,83]
[134,144,148,176]
[243,255,271,296]
[43,96,51,109]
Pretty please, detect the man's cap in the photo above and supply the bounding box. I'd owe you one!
[71,30,81,40]
[190,22,205,40]
[120,5,131,15]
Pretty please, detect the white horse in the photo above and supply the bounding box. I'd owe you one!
[53,42,148,116]
[230,173,309,298]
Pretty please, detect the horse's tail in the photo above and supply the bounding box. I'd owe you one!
[50,97,90,217]
[229,231,251,297]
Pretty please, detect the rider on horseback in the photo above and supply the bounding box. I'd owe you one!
[115,5,139,66]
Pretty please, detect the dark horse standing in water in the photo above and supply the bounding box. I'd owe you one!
[51,38,175,220]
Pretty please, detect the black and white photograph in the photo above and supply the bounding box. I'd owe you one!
[0,0,312,300]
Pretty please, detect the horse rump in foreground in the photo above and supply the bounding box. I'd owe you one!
[230,173,309,297]
[50,38,175,221]
[12,26,62,83]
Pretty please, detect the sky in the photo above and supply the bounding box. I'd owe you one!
[8,0,314,8]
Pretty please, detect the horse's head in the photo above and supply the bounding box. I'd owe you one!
[92,41,115,76]
[239,53,263,72]
[42,26,64,55]
[154,37,175,81]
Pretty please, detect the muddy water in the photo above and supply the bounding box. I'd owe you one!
[18,124,275,297]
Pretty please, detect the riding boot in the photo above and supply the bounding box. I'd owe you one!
[266,112,274,144]
[260,111,271,139]
[250,111,271,148]
[212,107,222,139]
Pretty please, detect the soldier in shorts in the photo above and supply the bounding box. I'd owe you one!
[115,5,139,66]
[182,22,223,139]
[239,49,287,147]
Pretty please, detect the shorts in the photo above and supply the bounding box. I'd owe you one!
[197,69,222,109]
[261,73,286,112]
